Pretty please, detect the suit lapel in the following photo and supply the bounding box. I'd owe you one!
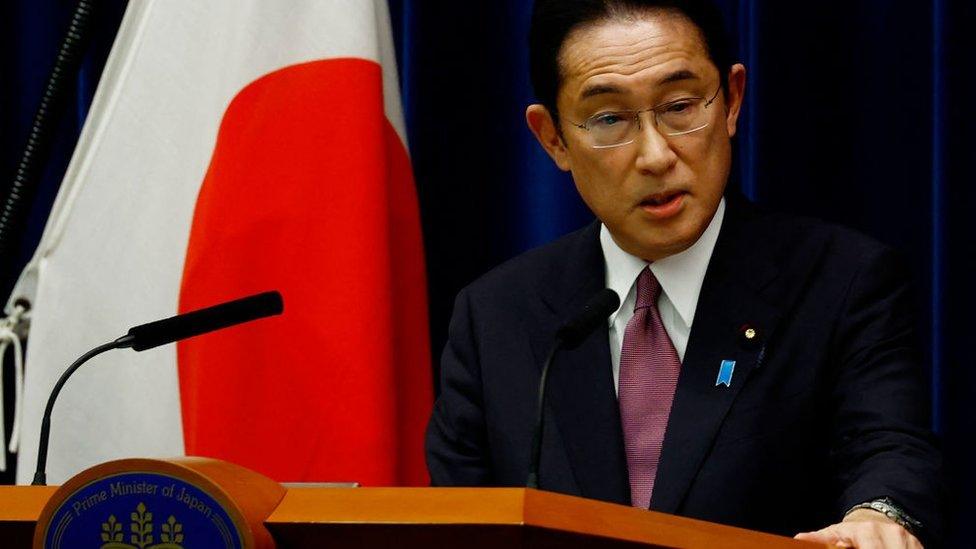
[650,198,783,513]
[530,221,631,506]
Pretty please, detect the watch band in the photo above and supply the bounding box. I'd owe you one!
[845,497,923,537]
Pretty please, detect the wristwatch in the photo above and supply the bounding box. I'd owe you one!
[845,497,923,537]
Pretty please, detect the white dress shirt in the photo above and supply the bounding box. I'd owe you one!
[601,198,726,393]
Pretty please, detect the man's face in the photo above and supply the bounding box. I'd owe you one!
[527,12,745,261]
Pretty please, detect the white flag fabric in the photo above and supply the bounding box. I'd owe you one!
[7,0,432,486]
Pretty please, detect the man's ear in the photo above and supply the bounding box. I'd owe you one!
[526,104,572,171]
[724,64,746,137]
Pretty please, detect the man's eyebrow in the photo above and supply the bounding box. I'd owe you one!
[659,69,700,85]
[579,84,624,100]
[578,70,702,100]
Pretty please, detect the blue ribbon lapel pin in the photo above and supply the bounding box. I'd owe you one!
[715,360,736,387]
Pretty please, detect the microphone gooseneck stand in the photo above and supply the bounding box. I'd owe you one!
[31,334,134,486]
[526,341,562,489]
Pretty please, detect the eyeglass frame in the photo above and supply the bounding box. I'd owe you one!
[567,85,724,149]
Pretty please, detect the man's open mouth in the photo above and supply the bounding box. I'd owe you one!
[641,190,686,207]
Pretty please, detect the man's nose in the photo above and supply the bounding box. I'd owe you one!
[634,115,678,175]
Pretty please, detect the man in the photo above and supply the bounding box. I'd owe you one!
[425,1,942,547]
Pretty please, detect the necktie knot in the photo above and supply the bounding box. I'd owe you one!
[634,267,661,311]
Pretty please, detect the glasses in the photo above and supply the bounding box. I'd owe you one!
[570,86,722,149]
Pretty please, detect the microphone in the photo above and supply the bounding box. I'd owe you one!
[554,289,622,349]
[122,290,283,351]
[31,290,284,485]
[526,288,619,489]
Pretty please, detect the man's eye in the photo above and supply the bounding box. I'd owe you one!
[592,113,625,127]
[664,101,694,114]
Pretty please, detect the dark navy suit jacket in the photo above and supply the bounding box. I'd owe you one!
[426,197,942,544]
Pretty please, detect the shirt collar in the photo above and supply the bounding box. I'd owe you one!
[601,197,726,328]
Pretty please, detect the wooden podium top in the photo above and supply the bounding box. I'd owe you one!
[0,486,56,520]
[2,483,825,548]
[265,487,821,548]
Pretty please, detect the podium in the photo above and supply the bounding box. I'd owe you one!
[0,458,824,548]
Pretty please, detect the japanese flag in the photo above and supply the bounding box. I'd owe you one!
[9,0,431,486]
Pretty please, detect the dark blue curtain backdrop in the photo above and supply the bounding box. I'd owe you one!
[2,1,972,543]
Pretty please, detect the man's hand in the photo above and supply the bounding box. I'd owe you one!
[794,509,922,548]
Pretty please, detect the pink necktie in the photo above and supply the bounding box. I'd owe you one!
[618,267,681,509]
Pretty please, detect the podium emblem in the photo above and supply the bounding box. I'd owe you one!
[38,470,243,549]
[98,502,185,549]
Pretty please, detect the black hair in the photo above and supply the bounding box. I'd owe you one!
[528,0,734,123]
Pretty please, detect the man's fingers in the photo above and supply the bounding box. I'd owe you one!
[795,527,852,547]
[795,521,922,548]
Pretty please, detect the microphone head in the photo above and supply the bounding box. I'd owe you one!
[555,288,620,349]
[127,290,284,352]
